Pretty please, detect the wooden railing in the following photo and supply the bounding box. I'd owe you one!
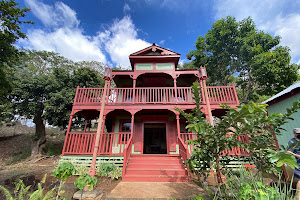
[74,85,238,105]
[180,133,251,156]
[122,136,133,177]
[178,137,191,180]
[62,132,131,155]
[75,88,104,104]
[206,86,238,104]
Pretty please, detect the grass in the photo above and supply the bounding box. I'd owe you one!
[7,145,32,165]
[44,134,65,156]
[44,142,64,156]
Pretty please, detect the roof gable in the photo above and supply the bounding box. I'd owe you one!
[130,44,180,56]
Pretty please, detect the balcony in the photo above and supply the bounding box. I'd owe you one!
[73,85,239,106]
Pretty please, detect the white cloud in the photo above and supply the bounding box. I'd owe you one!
[213,0,300,63]
[22,28,106,62]
[21,0,151,67]
[25,0,79,28]
[179,58,188,66]
[123,3,131,14]
[98,16,151,69]
[159,40,165,45]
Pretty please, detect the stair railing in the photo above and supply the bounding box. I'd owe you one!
[178,137,191,181]
[122,136,133,177]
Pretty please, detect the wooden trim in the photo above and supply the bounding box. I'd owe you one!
[142,121,169,155]
[267,88,300,106]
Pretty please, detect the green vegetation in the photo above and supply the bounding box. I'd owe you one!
[0,0,33,103]
[7,50,105,156]
[97,163,122,180]
[74,175,98,200]
[185,16,299,103]
[0,174,56,200]
[226,167,296,200]
[7,145,31,165]
[53,162,76,200]
[176,83,300,199]
[99,163,116,200]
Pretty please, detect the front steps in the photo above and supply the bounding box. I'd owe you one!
[122,154,189,182]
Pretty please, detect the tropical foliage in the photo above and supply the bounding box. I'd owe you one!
[185,16,299,102]
[175,83,300,198]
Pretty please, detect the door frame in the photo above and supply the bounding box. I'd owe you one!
[142,121,169,155]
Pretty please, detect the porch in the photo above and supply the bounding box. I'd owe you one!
[61,132,250,157]
[73,85,239,107]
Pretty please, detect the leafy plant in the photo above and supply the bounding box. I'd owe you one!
[190,194,205,200]
[52,162,76,200]
[53,162,76,181]
[99,163,116,200]
[226,167,296,200]
[265,148,299,172]
[108,166,122,180]
[97,163,122,180]
[175,83,300,199]
[0,174,56,200]
[74,175,98,200]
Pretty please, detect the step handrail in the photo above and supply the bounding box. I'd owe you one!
[122,135,133,177]
[178,137,191,181]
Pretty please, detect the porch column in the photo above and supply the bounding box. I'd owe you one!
[98,115,106,154]
[176,113,180,138]
[174,78,178,104]
[106,80,111,104]
[199,79,205,104]
[202,79,214,126]
[89,67,111,176]
[83,119,88,133]
[130,114,134,140]
[61,113,74,156]
[132,79,136,104]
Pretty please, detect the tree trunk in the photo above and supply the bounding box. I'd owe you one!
[31,110,46,157]
[215,153,228,199]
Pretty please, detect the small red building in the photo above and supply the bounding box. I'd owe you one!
[61,44,244,182]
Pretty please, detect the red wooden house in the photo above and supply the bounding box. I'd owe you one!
[61,44,245,182]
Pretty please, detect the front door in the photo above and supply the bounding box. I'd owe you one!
[143,123,167,154]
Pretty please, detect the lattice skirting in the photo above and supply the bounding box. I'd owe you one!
[60,155,124,168]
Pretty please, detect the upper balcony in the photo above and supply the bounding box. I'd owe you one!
[73,85,239,107]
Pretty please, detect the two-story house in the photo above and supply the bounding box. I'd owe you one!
[60,44,245,182]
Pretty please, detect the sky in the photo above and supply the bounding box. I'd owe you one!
[16,0,300,69]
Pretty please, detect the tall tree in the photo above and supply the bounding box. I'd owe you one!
[11,50,104,156]
[0,0,33,99]
[186,16,299,102]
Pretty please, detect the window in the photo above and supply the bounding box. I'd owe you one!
[121,122,131,132]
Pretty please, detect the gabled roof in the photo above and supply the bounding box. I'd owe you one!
[263,81,300,105]
[129,43,181,70]
[130,43,180,56]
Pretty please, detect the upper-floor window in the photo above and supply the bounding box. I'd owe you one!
[135,63,174,71]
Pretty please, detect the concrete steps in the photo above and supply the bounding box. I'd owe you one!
[123,154,189,182]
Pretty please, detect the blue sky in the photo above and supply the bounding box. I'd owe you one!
[16,0,300,69]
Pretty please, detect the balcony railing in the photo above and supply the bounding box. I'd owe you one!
[74,85,238,105]
[180,133,250,156]
[62,132,131,155]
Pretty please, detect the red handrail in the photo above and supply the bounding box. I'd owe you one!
[62,132,131,155]
[206,86,237,104]
[73,86,239,105]
[122,136,133,177]
[180,133,251,156]
[178,137,191,181]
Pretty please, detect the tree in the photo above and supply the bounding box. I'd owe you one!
[186,16,299,102]
[175,83,300,198]
[0,0,33,100]
[11,50,104,156]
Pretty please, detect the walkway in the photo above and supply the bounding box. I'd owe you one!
[108,182,210,200]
